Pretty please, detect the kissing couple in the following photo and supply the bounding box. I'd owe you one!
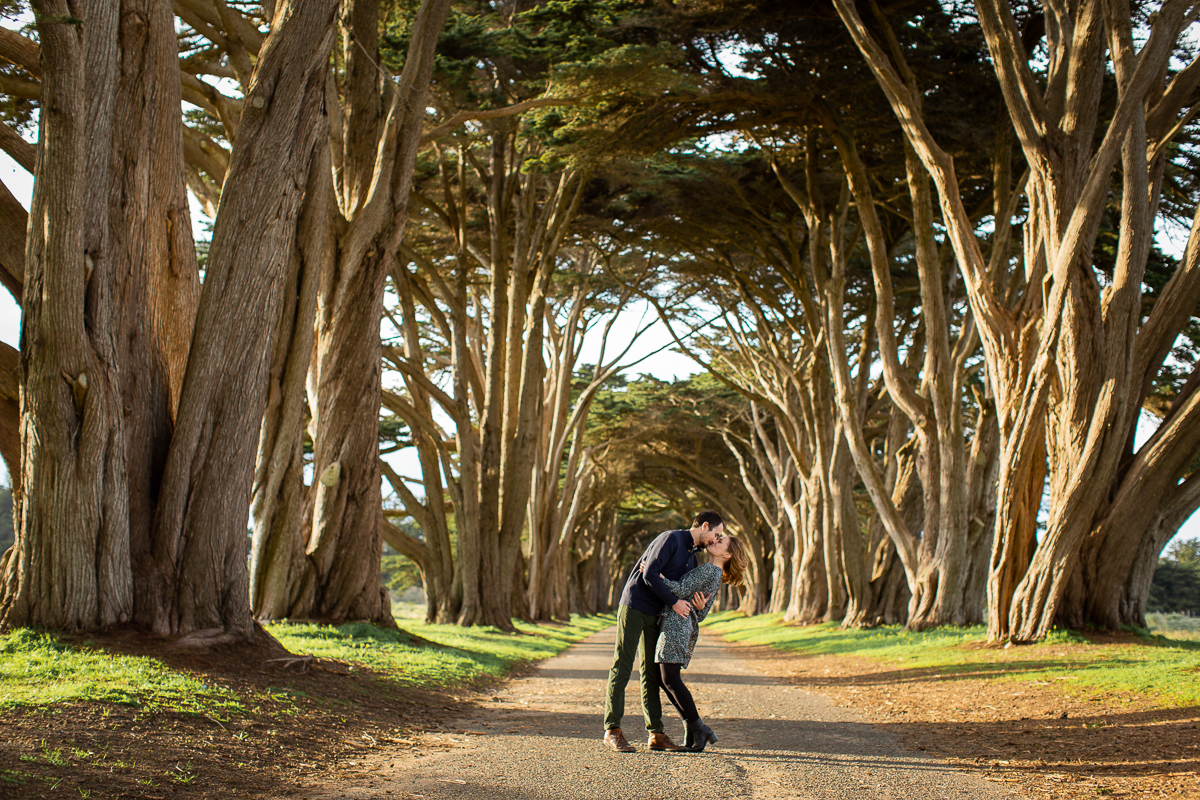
[602,510,749,753]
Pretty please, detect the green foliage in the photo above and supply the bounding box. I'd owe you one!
[0,0,27,20]
[0,65,36,135]
[0,630,242,716]
[384,0,644,102]
[0,4,35,132]
[0,5,36,136]
[378,416,412,453]
[380,551,422,595]
[702,612,1200,708]
[1167,538,1200,564]
[1149,538,1200,615]
[384,0,674,173]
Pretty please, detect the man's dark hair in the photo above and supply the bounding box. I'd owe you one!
[691,510,724,529]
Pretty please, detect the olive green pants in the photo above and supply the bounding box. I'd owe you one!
[603,605,664,733]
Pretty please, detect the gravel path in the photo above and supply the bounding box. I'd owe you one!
[303,627,1026,800]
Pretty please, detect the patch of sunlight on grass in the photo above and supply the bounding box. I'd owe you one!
[701,611,1200,708]
[1146,613,1200,641]
[390,601,427,620]
[0,629,242,716]
[266,613,615,688]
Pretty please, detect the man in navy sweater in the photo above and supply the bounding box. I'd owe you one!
[602,510,725,753]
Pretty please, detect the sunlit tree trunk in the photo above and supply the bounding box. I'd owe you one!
[249,157,329,619]
[821,108,985,629]
[244,0,453,626]
[1,0,129,630]
[143,0,338,639]
[834,0,1196,640]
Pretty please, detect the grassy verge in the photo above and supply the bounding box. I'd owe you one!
[1147,612,1200,640]
[0,614,613,799]
[0,613,614,715]
[265,613,614,688]
[703,611,1200,708]
[0,629,244,715]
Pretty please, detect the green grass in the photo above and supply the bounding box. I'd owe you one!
[0,629,243,716]
[703,611,1200,708]
[0,613,614,717]
[391,601,427,620]
[1146,612,1200,640]
[266,613,614,687]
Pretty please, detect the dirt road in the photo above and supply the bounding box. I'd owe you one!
[300,627,1027,799]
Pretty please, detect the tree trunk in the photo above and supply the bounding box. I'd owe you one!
[832,424,870,627]
[785,476,828,622]
[113,0,202,616]
[143,0,338,639]
[284,0,451,628]
[1,0,130,630]
[249,154,329,619]
[307,258,394,625]
[1062,372,1200,629]
[381,258,460,624]
[0,343,19,493]
[962,396,1000,624]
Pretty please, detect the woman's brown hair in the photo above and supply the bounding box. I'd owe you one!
[720,535,750,587]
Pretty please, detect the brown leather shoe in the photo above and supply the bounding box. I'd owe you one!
[648,732,684,751]
[604,728,635,753]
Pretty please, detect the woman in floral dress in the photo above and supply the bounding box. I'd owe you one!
[650,533,749,752]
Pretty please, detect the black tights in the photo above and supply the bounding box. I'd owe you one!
[658,662,698,722]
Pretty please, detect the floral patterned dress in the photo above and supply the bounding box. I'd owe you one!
[654,562,722,668]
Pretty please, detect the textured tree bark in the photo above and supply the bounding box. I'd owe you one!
[0,178,27,304]
[299,0,452,627]
[111,0,202,616]
[0,343,18,493]
[834,0,1194,640]
[1,0,130,630]
[528,269,652,621]
[997,1,1185,641]
[823,112,983,630]
[143,0,338,640]
[249,152,329,619]
[863,416,922,625]
[831,424,870,627]
[786,473,828,622]
[1063,369,1200,629]
[240,0,452,627]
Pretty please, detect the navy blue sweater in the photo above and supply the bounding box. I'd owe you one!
[619,529,700,615]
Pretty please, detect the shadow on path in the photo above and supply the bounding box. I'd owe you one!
[297,627,1021,800]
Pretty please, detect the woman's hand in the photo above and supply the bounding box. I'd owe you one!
[691,592,710,609]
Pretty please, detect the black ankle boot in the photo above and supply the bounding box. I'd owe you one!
[686,717,718,752]
[683,720,695,749]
